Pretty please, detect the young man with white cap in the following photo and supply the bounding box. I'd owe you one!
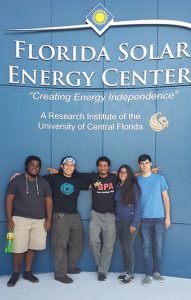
[45,156,90,284]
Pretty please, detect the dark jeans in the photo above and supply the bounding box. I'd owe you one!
[140,218,164,276]
[116,221,139,275]
[52,213,83,278]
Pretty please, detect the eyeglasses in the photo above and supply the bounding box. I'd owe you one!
[119,171,128,174]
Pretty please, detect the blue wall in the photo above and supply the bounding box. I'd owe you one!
[1,0,191,278]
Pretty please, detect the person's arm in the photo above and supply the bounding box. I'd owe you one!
[162,190,171,229]
[10,173,22,181]
[75,172,93,187]
[134,167,161,177]
[5,193,15,231]
[44,196,53,231]
[130,197,141,233]
[47,168,59,174]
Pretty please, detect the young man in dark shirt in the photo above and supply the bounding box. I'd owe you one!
[45,156,90,284]
[5,156,53,287]
[86,156,118,281]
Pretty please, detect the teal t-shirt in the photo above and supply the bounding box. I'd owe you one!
[138,173,168,218]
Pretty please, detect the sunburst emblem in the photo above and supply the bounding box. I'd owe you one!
[86,3,114,35]
[92,10,108,26]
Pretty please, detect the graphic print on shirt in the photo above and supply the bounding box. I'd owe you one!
[60,183,74,195]
[93,180,114,194]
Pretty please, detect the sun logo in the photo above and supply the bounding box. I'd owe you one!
[92,10,108,26]
[86,3,114,35]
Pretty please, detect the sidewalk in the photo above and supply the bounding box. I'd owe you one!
[0,272,190,300]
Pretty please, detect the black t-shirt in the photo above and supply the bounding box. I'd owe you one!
[78,172,118,213]
[6,174,52,219]
[44,173,90,213]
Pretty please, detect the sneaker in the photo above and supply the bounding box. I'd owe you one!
[68,267,81,274]
[98,272,106,281]
[142,275,153,285]
[55,275,73,284]
[7,272,19,287]
[121,274,134,284]
[118,272,127,281]
[23,271,39,283]
[153,272,164,282]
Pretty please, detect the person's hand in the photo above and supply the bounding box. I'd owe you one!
[7,219,14,231]
[10,173,21,181]
[112,171,117,175]
[130,226,136,234]
[44,220,51,231]
[47,168,59,174]
[152,167,162,174]
[165,217,171,229]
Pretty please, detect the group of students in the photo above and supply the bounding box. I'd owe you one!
[5,154,171,287]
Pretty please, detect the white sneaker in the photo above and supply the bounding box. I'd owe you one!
[153,272,164,282]
[142,275,153,285]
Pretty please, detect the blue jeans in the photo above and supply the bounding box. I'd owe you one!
[140,219,164,276]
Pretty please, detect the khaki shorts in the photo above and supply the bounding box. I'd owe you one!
[12,216,47,253]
